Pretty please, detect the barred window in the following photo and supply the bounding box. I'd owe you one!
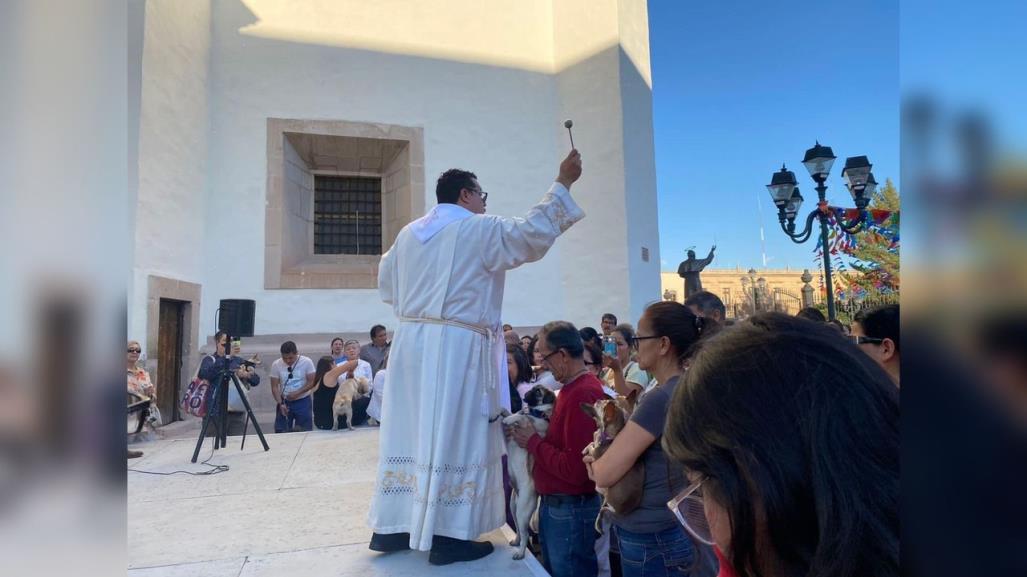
[313,176,383,255]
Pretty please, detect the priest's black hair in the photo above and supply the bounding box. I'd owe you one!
[436,169,478,204]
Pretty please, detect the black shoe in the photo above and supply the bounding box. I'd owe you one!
[369,532,410,553]
[428,535,495,566]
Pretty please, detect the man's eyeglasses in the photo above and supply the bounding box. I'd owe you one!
[851,336,884,345]
[467,188,488,203]
[287,367,294,380]
[540,349,562,363]
[127,348,141,353]
[667,474,714,545]
[629,335,661,347]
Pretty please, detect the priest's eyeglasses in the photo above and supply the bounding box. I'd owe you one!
[850,336,884,345]
[666,474,715,545]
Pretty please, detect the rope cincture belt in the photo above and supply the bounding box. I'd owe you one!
[398,315,499,418]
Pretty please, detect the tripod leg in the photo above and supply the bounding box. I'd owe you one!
[191,408,215,463]
[220,375,231,448]
[233,375,269,451]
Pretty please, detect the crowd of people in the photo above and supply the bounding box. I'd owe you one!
[125,325,394,442]
[493,297,900,577]
[125,298,900,576]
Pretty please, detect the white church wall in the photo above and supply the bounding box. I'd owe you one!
[618,0,662,323]
[551,0,660,329]
[131,0,659,339]
[129,0,212,350]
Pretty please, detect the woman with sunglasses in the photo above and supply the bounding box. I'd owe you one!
[127,341,156,401]
[663,313,899,577]
[585,302,710,577]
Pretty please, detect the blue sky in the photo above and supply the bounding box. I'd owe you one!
[648,0,899,272]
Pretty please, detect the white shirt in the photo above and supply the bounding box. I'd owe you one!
[337,358,373,386]
[367,369,387,421]
[270,356,316,400]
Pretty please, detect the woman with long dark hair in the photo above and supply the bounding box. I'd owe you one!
[585,301,710,577]
[507,343,531,413]
[663,313,899,577]
[311,355,360,430]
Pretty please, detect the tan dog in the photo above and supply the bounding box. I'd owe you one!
[332,376,369,431]
[581,392,644,518]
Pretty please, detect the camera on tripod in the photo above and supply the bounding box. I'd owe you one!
[191,299,270,463]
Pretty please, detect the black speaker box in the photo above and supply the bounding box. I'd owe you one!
[218,299,255,337]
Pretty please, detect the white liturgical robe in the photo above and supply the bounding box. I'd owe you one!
[368,182,585,550]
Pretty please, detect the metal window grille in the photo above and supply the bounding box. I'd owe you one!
[313,176,382,255]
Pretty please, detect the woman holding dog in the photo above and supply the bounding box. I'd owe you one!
[311,355,360,430]
[585,302,710,577]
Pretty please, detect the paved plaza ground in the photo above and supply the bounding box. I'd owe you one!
[127,427,547,576]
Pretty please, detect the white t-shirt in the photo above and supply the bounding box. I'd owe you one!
[338,358,373,386]
[367,369,387,421]
[270,355,317,400]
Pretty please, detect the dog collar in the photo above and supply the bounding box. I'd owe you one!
[528,407,550,421]
[599,430,612,444]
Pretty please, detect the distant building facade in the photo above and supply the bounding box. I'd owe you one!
[661,267,815,318]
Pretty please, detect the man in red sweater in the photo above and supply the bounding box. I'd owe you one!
[509,321,606,577]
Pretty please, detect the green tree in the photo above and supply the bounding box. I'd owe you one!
[847,178,900,297]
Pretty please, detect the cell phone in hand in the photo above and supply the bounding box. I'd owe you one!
[603,336,617,358]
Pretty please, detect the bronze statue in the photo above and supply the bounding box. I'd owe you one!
[677,245,716,298]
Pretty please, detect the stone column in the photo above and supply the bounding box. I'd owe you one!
[800,269,815,308]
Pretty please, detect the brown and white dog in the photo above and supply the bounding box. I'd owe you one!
[502,384,557,560]
[332,376,369,431]
[581,392,644,519]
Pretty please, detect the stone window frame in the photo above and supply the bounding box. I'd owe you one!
[264,118,425,289]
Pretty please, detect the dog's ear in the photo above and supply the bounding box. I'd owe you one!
[624,388,640,413]
[580,402,598,419]
[602,401,619,425]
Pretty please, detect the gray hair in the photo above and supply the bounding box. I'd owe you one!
[539,321,584,359]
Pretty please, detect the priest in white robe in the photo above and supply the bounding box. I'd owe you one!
[368,149,585,565]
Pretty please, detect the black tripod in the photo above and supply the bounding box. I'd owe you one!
[191,333,269,463]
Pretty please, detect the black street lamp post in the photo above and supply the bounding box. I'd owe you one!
[767,142,877,320]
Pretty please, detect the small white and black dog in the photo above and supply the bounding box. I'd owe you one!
[502,384,557,560]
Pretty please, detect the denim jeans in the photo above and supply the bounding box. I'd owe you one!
[538,493,601,577]
[274,395,313,432]
[616,525,697,577]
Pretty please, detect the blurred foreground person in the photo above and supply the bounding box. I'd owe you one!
[664,313,899,577]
